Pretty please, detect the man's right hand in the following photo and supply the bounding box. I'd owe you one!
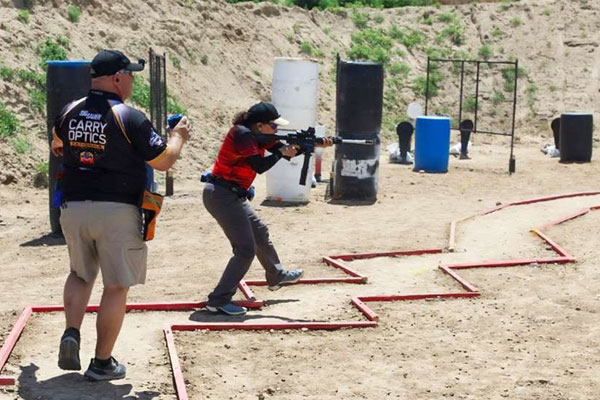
[171,116,191,142]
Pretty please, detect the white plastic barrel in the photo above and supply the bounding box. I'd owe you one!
[266,58,319,203]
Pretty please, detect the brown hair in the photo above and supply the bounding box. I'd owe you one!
[232,111,250,126]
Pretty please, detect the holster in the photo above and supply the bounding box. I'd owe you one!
[141,190,164,241]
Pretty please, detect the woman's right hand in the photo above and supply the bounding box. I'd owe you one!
[280,144,299,157]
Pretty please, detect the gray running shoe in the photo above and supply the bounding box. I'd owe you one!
[268,269,304,291]
[84,357,126,381]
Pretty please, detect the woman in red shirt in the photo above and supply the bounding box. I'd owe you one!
[203,102,330,315]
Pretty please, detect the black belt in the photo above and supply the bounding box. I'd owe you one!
[208,175,251,200]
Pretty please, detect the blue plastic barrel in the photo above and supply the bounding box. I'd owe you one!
[414,116,451,173]
[46,60,91,234]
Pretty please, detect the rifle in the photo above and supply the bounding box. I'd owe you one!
[255,127,375,186]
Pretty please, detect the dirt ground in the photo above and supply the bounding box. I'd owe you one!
[1,139,600,400]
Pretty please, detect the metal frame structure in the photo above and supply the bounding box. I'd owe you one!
[149,48,174,195]
[3,191,600,398]
[424,57,519,173]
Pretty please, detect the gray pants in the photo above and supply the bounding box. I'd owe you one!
[203,183,285,306]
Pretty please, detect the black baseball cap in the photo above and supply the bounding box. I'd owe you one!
[247,102,289,126]
[90,49,145,78]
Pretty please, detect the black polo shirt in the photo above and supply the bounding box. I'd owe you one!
[54,90,167,205]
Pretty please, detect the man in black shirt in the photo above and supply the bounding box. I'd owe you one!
[51,49,191,381]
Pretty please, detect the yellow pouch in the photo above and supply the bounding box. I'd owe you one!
[141,190,164,241]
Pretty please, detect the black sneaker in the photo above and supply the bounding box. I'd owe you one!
[84,357,126,381]
[58,328,81,371]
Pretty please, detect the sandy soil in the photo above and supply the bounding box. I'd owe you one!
[1,141,600,399]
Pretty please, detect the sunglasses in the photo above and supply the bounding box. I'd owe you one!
[117,69,134,76]
[267,122,278,129]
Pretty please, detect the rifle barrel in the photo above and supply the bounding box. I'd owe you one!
[339,139,374,145]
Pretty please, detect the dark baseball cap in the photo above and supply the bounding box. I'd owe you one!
[247,102,289,126]
[90,49,145,78]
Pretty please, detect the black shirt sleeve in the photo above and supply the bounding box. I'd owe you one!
[245,152,282,174]
[124,108,168,161]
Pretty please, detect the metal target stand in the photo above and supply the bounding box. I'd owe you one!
[424,57,519,174]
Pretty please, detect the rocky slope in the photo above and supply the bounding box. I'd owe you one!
[0,0,598,187]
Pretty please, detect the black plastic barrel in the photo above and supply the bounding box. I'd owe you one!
[333,61,383,202]
[559,113,593,163]
[47,60,91,234]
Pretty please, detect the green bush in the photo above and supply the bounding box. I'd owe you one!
[0,64,15,81]
[441,23,465,46]
[510,17,522,27]
[16,69,45,87]
[36,38,68,69]
[171,55,181,69]
[390,26,424,50]
[351,11,369,29]
[348,28,393,64]
[413,72,442,97]
[131,76,151,110]
[36,162,49,174]
[373,14,384,24]
[0,102,19,138]
[67,4,81,23]
[17,10,30,23]
[29,88,46,113]
[437,12,457,23]
[492,91,505,105]
[464,95,478,112]
[388,62,410,77]
[491,27,503,37]
[13,136,32,154]
[478,45,492,60]
[501,65,527,92]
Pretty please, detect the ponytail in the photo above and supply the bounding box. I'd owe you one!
[232,111,250,126]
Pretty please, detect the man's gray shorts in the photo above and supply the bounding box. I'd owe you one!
[60,201,147,287]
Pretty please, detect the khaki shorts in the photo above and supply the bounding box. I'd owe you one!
[60,201,148,287]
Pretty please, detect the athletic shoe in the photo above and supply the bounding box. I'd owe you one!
[268,269,304,291]
[58,328,81,371]
[84,357,126,381]
[206,303,248,316]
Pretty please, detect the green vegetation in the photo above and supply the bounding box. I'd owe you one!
[131,75,187,115]
[437,12,457,23]
[464,95,478,112]
[509,17,522,27]
[300,41,323,57]
[0,102,19,138]
[28,88,46,113]
[527,83,537,109]
[171,55,181,69]
[373,14,384,24]
[0,64,15,81]
[13,136,32,154]
[492,90,505,106]
[348,28,393,64]
[17,9,30,23]
[35,38,69,69]
[200,54,209,65]
[225,0,436,9]
[439,23,465,46]
[491,27,503,37]
[67,4,81,23]
[422,14,433,25]
[542,8,551,16]
[478,45,492,60]
[351,11,369,29]
[35,162,49,175]
[501,65,527,92]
